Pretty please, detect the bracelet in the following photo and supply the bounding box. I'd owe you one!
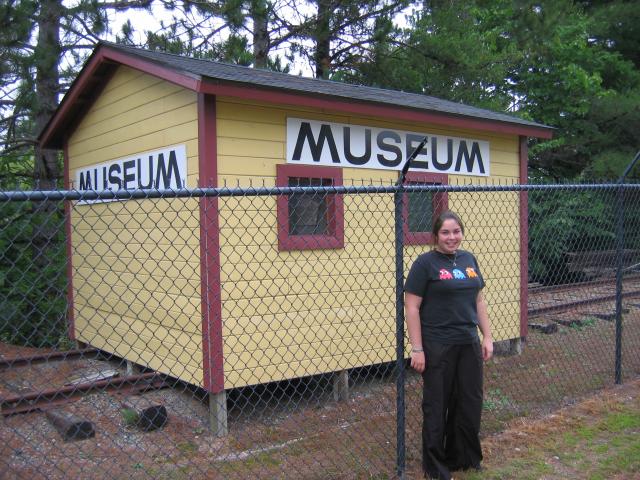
[411,348,424,353]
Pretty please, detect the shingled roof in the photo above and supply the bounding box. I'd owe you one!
[39,41,553,148]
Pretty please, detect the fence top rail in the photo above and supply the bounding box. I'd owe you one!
[1,182,640,201]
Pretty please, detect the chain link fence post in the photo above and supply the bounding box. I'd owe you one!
[615,150,640,384]
[615,183,624,384]
[394,182,406,479]
[394,137,427,479]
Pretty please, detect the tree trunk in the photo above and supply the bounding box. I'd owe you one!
[34,0,62,190]
[30,0,64,347]
[251,0,269,69]
[314,0,333,79]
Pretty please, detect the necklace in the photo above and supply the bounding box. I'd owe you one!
[437,249,457,267]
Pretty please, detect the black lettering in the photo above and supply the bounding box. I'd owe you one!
[155,150,182,189]
[137,156,153,188]
[432,137,452,170]
[108,164,122,189]
[455,141,485,174]
[292,122,340,163]
[123,160,136,189]
[79,171,92,190]
[102,167,108,189]
[343,127,371,165]
[376,131,402,167]
[406,134,428,170]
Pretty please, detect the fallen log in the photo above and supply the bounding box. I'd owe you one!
[45,408,95,441]
[121,396,168,431]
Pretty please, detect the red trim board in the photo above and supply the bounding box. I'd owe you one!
[197,93,224,393]
[64,144,75,341]
[519,136,529,339]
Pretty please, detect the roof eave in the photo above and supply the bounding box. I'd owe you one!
[38,44,203,149]
[40,44,553,150]
[197,77,554,139]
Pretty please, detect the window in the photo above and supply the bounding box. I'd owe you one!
[403,172,448,245]
[277,164,344,251]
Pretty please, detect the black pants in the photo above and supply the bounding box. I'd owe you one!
[421,340,483,480]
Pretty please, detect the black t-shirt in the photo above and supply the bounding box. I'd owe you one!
[404,249,485,344]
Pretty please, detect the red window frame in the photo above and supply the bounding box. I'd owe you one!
[276,164,344,251]
[403,172,448,245]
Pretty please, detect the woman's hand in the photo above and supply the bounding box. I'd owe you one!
[410,350,426,373]
[476,291,493,361]
[481,336,494,361]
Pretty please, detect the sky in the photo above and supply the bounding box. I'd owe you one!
[107,1,315,75]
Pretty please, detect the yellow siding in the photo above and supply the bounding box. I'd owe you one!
[217,97,523,388]
[68,66,203,386]
[67,70,524,391]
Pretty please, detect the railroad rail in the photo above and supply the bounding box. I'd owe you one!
[0,348,99,369]
[1,371,167,416]
[528,275,640,317]
[0,349,169,416]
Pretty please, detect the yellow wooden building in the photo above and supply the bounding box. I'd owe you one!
[39,42,552,430]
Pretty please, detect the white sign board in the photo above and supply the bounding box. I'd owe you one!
[75,145,187,200]
[286,118,490,176]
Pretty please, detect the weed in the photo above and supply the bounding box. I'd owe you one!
[176,441,198,455]
[483,388,511,411]
[120,408,139,426]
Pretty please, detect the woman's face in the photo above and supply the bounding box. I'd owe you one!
[435,219,463,254]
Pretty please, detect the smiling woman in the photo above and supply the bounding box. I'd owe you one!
[404,210,493,480]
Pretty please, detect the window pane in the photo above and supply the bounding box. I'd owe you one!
[408,190,433,233]
[288,177,331,235]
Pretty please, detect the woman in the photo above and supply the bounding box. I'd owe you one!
[404,210,493,480]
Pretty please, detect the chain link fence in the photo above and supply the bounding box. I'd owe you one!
[1,181,640,479]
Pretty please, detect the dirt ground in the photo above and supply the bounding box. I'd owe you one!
[1,305,639,479]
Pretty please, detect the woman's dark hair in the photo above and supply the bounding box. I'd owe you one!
[432,210,465,237]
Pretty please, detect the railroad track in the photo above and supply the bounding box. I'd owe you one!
[0,349,168,416]
[528,275,640,317]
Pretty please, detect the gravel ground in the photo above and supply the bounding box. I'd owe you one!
[1,304,639,479]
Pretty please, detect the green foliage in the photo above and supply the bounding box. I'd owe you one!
[0,199,68,347]
[348,0,517,111]
[528,184,617,283]
[121,408,139,426]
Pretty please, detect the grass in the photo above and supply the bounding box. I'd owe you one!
[483,388,512,411]
[454,384,640,479]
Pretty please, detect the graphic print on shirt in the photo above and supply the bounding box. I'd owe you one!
[466,267,478,278]
[439,269,453,280]
[452,269,466,279]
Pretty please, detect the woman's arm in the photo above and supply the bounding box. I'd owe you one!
[477,291,493,361]
[405,292,426,373]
